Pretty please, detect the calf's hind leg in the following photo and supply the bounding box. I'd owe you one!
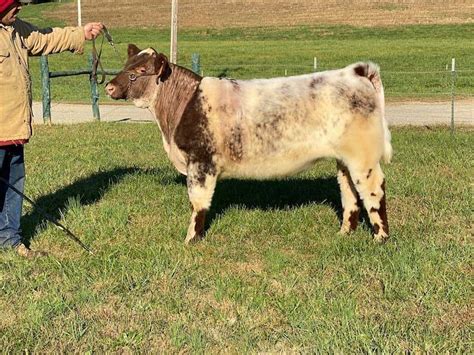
[336,160,361,234]
[185,163,218,244]
[347,163,389,243]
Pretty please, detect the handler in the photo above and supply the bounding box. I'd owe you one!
[0,0,103,258]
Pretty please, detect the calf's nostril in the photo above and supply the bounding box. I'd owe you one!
[106,85,115,95]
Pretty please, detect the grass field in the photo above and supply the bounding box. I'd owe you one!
[50,0,474,29]
[0,124,472,352]
[17,2,474,103]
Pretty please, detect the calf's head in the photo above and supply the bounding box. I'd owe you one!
[106,44,170,102]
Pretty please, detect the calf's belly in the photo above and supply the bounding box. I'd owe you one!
[220,147,331,179]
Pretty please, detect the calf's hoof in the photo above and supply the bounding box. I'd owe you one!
[373,233,389,244]
[339,224,352,235]
[184,233,203,245]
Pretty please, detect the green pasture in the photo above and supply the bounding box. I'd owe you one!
[19,4,474,103]
[0,124,472,352]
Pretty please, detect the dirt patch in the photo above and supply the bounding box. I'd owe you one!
[49,0,474,29]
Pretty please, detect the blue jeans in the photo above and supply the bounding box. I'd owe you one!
[0,145,25,248]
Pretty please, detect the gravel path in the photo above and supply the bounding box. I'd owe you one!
[32,100,473,126]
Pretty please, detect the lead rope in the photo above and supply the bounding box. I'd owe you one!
[0,176,93,254]
[91,25,122,85]
[102,26,122,61]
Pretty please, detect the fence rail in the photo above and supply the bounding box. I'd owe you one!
[40,54,119,124]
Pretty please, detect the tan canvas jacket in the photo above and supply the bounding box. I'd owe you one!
[0,18,84,141]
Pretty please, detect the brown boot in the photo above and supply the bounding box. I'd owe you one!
[15,243,48,259]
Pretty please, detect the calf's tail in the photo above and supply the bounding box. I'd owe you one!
[378,82,393,164]
[354,62,393,164]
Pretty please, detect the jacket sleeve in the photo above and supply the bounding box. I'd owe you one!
[15,19,85,56]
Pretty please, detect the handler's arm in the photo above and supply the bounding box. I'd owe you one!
[15,19,102,56]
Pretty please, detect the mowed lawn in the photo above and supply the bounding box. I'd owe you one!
[0,123,472,352]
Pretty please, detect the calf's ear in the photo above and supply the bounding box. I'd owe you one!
[154,53,170,84]
[127,44,141,58]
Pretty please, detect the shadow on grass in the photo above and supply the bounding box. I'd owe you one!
[20,166,357,245]
[21,167,138,246]
[170,174,346,234]
[210,177,343,228]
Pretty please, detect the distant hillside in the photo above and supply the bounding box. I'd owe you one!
[47,0,474,29]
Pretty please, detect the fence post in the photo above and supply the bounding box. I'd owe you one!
[191,53,201,75]
[40,55,51,124]
[450,58,456,134]
[170,0,178,64]
[313,57,317,72]
[88,54,100,121]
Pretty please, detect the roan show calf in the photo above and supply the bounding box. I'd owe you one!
[106,44,393,244]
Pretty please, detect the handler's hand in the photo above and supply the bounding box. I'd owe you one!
[83,22,104,40]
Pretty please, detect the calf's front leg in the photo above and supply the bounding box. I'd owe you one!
[185,163,218,244]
